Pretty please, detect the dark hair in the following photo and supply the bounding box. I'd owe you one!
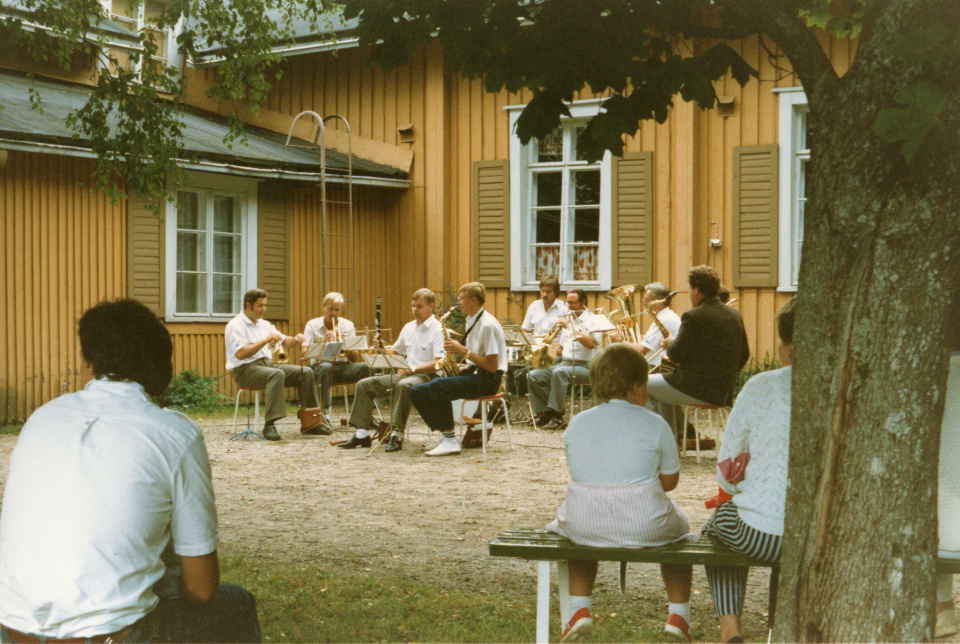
[566,288,587,304]
[589,344,649,402]
[78,299,173,397]
[244,288,268,309]
[539,275,561,296]
[718,285,731,304]
[688,265,720,298]
[777,297,797,346]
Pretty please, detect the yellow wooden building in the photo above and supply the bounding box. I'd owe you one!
[0,6,853,423]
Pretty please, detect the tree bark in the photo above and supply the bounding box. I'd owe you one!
[773,1,960,640]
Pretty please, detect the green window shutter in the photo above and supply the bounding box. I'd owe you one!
[258,182,290,320]
[473,160,511,288]
[127,198,164,317]
[611,151,654,286]
[733,144,779,288]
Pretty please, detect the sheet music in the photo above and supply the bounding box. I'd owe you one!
[361,352,411,370]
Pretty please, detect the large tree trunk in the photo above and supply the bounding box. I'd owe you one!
[773,2,960,640]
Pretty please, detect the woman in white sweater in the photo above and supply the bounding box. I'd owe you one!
[935,322,960,638]
[701,297,795,643]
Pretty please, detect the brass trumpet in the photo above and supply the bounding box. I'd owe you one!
[271,337,289,364]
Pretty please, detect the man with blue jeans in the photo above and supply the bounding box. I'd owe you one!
[0,299,260,644]
[409,282,508,457]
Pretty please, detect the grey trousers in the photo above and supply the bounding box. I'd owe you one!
[348,372,435,432]
[527,360,590,415]
[231,358,319,423]
[646,374,708,437]
[313,360,372,406]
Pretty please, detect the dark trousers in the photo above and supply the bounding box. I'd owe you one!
[128,583,261,643]
[409,369,501,432]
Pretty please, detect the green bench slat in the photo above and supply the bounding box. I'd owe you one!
[490,529,960,573]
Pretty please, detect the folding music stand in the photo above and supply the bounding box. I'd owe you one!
[502,325,535,424]
[361,352,412,456]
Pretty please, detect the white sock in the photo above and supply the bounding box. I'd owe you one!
[356,429,371,439]
[669,601,690,622]
[938,574,954,603]
[570,595,591,614]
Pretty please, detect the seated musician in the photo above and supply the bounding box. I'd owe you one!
[302,292,372,410]
[546,343,694,644]
[0,299,261,643]
[527,289,600,430]
[338,288,445,453]
[701,297,794,643]
[409,281,508,457]
[934,311,960,638]
[522,274,569,335]
[648,265,750,435]
[612,282,682,371]
[226,288,321,441]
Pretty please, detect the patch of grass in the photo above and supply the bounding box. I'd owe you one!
[734,352,781,399]
[219,556,771,643]
[0,422,23,436]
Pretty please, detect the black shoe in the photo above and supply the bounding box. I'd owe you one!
[262,423,281,441]
[384,434,403,453]
[337,434,372,449]
[301,421,333,436]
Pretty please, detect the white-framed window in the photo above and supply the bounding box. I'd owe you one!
[775,87,809,291]
[100,0,183,76]
[164,174,258,321]
[507,99,612,291]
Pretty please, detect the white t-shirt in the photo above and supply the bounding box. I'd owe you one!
[464,308,509,373]
[0,379,219,638]
[559,311,602,363]
[522,299,569,335]
[564,399,680,486]
[639,308,682,366]
[303,316,357,364]
[224,311,280,370]
[392,316,444,372]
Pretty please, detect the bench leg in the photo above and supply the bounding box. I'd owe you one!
[768,565,780,629]
[557,560,571,629]
[537,560,551,644]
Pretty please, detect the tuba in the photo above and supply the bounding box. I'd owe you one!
[435,308,463,377]
[606,284,642,344]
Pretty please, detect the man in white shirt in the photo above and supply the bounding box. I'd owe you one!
[521,274,569,336]
[409,282,508,457]
[339,288,445,453]
[637,283,683,369]
[226,288,320,441]
[302,292,373,409]
[528,289,601,429]
[0,299,260,643]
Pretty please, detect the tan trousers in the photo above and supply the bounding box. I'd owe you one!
[231,358,319,423]
[348,372,434,431]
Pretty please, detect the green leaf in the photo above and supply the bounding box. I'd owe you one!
[874,81,948,162]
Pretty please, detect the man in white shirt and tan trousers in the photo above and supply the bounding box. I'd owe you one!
[225,288,322,441]
[339,288,445,453]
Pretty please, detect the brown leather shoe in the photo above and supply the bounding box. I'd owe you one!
[684,437,716,451]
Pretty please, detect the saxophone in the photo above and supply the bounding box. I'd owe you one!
[528,321,564,369]
[435,308,463,377]
[643,291,681,373]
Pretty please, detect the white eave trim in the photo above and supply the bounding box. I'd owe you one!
[191,36,360,69]
[0,138,410,188]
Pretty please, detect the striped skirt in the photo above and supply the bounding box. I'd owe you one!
[701,501,782,617]
[546,480,695,548]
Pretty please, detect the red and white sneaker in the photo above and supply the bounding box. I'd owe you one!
[664,613,692,642]
[560,607,594,643]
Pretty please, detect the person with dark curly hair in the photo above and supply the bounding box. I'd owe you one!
[0,299,260,644]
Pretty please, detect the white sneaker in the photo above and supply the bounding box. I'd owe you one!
[422,433,443,451]
[425,437,461,457]
[937,608,959,638]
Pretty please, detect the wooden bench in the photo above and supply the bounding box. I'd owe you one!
[489,528,960,644]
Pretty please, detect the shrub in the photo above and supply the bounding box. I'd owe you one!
[158,369,228,411]
[734,352,781,399]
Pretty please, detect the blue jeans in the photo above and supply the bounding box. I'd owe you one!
[409,369,502,431]
[125,583,261,643]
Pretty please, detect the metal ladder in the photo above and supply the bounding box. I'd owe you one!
[284,112,355,311]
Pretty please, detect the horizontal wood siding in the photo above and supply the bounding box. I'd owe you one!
[0,152,126,423]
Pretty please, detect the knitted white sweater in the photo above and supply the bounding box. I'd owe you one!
[940,353,960,555]
[717,366,792,536]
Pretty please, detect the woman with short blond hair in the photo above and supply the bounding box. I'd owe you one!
[547,343,694,643]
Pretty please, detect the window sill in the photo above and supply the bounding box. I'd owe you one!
[776,285,798,293]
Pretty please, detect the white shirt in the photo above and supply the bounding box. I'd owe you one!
[0,379,218,638]
[559,311,602,363]
[391,316,444,372]
[302,316,357,364]
[522,299,569,335]
[639,308,682,366]
[224,311,280,370]
[464,308,508,373]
